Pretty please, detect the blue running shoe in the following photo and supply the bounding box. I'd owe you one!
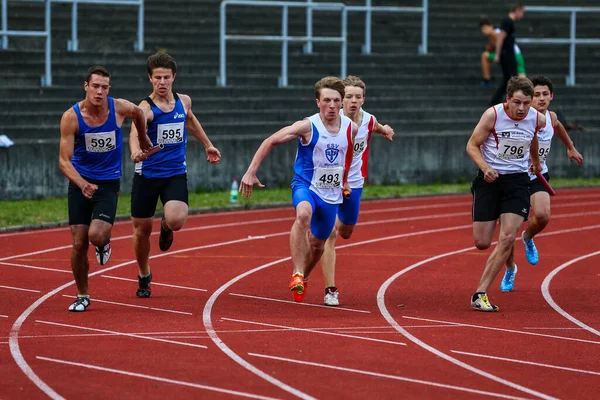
[522,231,539,265]
[500,265,518,292]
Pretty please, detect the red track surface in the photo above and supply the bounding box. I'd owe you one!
[2,188,600,399]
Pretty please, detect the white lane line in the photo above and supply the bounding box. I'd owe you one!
[541,250,600,338]
[35,320,207,349]
[222,318,406,347]
[523,327,584,331]
[451,350,600,376]
[0,261,71,274]
[402,316,600,346]
[36,356,279,400]
[229,293,370,313]
[0,285,40,293]
[59,295,192,316]
[247,353,530,400]
[100,275,208,292]
[1,315,8,318]
[377,224,600,400]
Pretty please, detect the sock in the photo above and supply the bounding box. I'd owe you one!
[77,294,90,299]
[472,292,486,302]
[139,271,151,278]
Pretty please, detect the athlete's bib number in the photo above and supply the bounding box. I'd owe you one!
[353,138,366,156]
[498,138,526,160]
[85,131,116,153]
[313,166,343,189]
[538,141,551,161]
[157,122,184,145]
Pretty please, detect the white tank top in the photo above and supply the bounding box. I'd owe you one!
[340,108,375,188]
[480,104,539,174]
[293,113,353,204]
[529,110,553,179]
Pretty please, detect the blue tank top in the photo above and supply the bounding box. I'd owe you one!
[135,93,187,178]
[72,96,123,180]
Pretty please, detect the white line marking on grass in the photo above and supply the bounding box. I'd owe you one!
[59,295,193,315]
[222,318,406,346]
[100,275,208,292]
[36,356,279,400]
[402,316,600,346]
[35,320,207,349]
[451,350,600,376]
[541,250,600,338]
[0,261,71,274]
[247,353,531,400]
[0,285,40,293]
[229,293,370,313]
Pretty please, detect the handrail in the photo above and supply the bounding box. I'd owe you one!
[218,0,347,88]
[304,0,428,55]
[0,0,52,86]
[518,6,600,86]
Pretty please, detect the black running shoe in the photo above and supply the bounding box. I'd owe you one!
[136,273,152,298]
[159,217,173,251]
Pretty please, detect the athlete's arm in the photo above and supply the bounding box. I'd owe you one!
[129,101,153,162]
[466,107,498,182]
[240,119,311,198]
[115,98,152,152]
[58,109,97,199]
[529,112,545,174]
[493,30,507,63]
[181,95,221,165]
[342,121,360,195]
[372,118,394,142]
[551,111,583,165]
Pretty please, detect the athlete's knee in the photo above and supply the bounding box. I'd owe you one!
[294,208,312,229]
[497,230,517,248]
[88,231,109,247]
[474,239,492,250]
[165,216,186,232]
[338,224,355,240]
[133,220,153,238]
[72,236,89,253]
[533,209,551,226]
[309,236,326,254]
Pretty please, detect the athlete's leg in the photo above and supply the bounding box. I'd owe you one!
[132,217,153,276]
[472,220,497,250]
[321,217,341,288]
[524,191,551,240]
[290,201,312,275]
[70,225,90,296]
[163,200,188,232]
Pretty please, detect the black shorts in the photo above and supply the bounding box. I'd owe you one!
[529,172,551,195]
[471,170,530,222]
[68,177,120,226]
[131,173,189,218]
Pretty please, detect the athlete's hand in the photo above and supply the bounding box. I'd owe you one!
[138,133,153,152]
[493,54,500,64]
[130,150,145,163]
[240,171,265,198]
[529,162,542,175]
[382,125,395,142]
[342,183,352,199]
[483,167,499,183]
[80,182,98,199]
[206,146,221,165]
[568,147,583,166]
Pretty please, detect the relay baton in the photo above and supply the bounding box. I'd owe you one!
[342,188,351,199]
[140,144,164,161]
[535,172,556,196]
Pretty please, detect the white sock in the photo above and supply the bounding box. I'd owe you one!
[140,271,151,278]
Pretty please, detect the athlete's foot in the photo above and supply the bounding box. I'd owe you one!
[522,231,539,265]
[95,241,111,266]
[159,217,174,251]
[289,273,306,302]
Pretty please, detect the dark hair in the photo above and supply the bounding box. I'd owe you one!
[314,76,345,100]
[479,15,493,27]
[510,2,525,12]
[530,75,554,94]
[147,52,177,75]
[86,66,110,82]
[507,76,534,98]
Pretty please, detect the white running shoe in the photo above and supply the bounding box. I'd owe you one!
[95,242,112,266]
[324,288,339,306]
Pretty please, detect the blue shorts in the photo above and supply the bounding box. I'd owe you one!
[291,180,339,240]
[338,187,363,225]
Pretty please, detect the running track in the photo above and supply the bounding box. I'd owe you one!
[1,188,600,399]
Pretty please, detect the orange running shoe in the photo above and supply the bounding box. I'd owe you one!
[288,273,306,302]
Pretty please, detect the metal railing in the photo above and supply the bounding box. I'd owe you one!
[218,0,347,87]
[304,0,428,55]
[518,6,600,86]
[0,0,52,86]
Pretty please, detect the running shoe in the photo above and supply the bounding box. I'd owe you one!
[95,242,112,266]
[500,265,518,292]
[324,287,339,306]
[289,273,306,302]
[522,231,539,265]
[159,217,174,251]
[136,273,153,298]
[68,296,90,312]
[471,292,499,312]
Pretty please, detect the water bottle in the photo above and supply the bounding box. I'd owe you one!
[229,178,239,204]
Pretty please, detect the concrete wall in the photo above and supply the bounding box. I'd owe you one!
[1,132,597,200]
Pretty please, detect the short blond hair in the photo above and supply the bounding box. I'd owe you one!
[342,75,366,95]
[314,76,345,99]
